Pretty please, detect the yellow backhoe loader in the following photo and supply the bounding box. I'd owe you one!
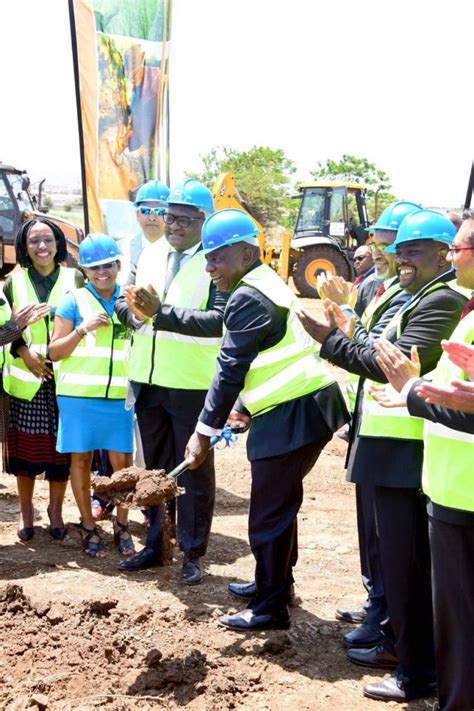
[212,172,370,297]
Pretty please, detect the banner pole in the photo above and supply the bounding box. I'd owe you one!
[68,0,90,235]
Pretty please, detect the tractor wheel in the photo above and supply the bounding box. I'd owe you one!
[293,245,352,298]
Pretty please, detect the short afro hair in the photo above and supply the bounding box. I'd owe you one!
[15,217,68,268]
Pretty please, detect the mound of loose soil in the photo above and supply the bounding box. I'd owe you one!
[92,466,179,508]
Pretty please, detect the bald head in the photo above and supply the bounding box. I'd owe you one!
[353,245,374,277]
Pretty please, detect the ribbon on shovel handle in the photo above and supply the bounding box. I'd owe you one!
[167,424,238,480]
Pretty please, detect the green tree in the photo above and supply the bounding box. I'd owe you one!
[43,195,53,209]
[189,146,298,228]
[310,154,397,221]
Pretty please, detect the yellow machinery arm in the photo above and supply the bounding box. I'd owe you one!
[211,173,272,265]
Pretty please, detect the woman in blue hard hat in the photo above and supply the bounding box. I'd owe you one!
[49,234,135,558]
[3,218,83,542]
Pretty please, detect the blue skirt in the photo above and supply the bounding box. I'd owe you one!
[57,396,134,454]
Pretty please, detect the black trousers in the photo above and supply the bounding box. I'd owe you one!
[249,432,331,615]
[355,483,387,627]
[136,386,215,557]
[374,486,435,683]
[430,516,474,711]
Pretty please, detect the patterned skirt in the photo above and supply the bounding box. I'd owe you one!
[5,379,70,481]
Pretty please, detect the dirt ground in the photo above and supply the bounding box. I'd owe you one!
[0,299,433,711]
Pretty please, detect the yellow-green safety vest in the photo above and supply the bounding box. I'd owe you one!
[359,280,467,440]
[345,278,403,413]
[4,267,77,401]
[128,244,221,390]
[238,264,336,417]
[56,288,130,399]
[422,311,474,511]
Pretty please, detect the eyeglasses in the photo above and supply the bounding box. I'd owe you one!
[448,246,474,253]
[353,256,366,262]
[89,262,116,271]
[163,213,203,228]
[138,206,165,216]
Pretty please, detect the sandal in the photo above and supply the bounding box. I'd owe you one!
[79,522,106,558]
[113,519,135,556]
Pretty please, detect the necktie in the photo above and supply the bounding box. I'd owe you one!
[460,296,474,320]
[374,282,386,302]
[164,251,185,296]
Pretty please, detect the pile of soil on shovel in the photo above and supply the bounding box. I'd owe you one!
[92,466,178,566]
[92,466,179,508]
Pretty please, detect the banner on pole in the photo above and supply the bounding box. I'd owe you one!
[69,0,171,240]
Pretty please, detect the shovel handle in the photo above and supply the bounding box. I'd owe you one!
[167,434,222,480]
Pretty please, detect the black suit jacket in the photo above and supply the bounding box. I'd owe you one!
[198,263,349,461]
[321,271,468,488]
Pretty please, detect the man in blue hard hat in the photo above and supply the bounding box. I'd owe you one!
[369,214,474,711]
[184,208,349,631]
[319,202,420,656]
[116,179,228,585]
[122,180,170,280]
[298,210,468,702]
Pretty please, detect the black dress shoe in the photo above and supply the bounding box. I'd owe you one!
[180,555,202,585]
[17,527,34,542]
[347,642,398,670]
[335,606,367,624]
[343,623,383,648]
[228,581,297,606]
[363,672,437,702]
[118,547,159,571]
[219,607,290,631]
[228,581,257,599]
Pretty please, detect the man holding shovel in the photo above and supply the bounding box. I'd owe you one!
[185,208,349,631]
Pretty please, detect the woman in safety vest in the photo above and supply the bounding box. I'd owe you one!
[0,296,50,454]
[3,218,83,542]
[49,234,135,559]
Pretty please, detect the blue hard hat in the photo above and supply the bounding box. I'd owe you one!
[202,209,261,254]
[366,201,422,233]
[168,178,215,215]
[133,180,170,207]
[79,234,122,267]
[385,209,456,254]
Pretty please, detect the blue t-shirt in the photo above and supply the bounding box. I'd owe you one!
[55,283,120,327]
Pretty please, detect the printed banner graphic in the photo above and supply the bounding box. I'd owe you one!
[70,0,171,236]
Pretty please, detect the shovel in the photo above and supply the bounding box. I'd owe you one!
[166,426,239,481]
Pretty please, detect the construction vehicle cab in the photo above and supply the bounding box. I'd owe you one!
[291,182,369,296]
[212,173,370,298]
[0,163,84,273]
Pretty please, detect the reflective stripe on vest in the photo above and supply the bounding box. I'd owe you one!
[128,249,221,389]
[358,280,461,440]
[360,278,402,331]
[345,279,402,414]
[422,311,474,510]
[4,268,77,401]
[238,265,336,417]
[56,288,130,399]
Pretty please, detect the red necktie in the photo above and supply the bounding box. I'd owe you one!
[460,296,474,319]
[374,283,386,302]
